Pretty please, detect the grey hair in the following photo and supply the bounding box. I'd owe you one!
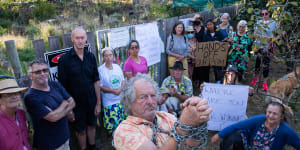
[101,47,114,57]
[237,20,247,27]
[221,13,231,21]
[71,26,87,38]
[27,59,48,74]
[120,73,160,115]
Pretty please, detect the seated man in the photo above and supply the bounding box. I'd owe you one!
[113,73,212,150]
[161,61,193,116]
[157,87,170,113]
[24,60,75,150]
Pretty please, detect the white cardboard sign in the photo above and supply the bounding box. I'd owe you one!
[201,83,249,131]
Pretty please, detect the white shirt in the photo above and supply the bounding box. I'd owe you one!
[98,64,124,107]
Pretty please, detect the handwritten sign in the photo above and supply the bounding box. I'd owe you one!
[135,22,164,66]
[108,27,130,49]
[201,83,249,131]
[195,41,229,67]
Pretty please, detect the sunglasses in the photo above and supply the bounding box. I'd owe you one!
[186,32,194,34]
[130,46,138,50]
[261,13,269,16]
[31,68,49,75]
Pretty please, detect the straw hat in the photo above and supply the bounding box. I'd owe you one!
[185,26,194,32]
[190,14,204,22]
[0,79,28,94]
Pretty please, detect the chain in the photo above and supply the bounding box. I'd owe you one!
[138,117,208,149]
[137,116,169,145]
[170,120,208,150]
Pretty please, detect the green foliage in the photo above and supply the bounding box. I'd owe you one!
[25,24,40,38]
[0,26,8,35]
[33,2,57,21]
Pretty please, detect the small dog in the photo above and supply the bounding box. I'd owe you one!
[266,67,300,104]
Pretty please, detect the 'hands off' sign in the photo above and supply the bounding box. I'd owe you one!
[201,83,249,131]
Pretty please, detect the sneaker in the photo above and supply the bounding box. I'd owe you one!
[263,81,268,91]
[251,77,258,86]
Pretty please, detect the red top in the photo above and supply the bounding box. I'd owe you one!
[0,108,31,150]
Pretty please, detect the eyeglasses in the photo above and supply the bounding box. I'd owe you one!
[31,68,49,75]
[261,13,269,16]
[130,46,138,50]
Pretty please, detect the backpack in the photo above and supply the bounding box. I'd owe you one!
[170,34,187,50]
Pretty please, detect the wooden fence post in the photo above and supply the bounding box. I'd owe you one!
[62,33,73,48]
[48,36,61,51]
[32,39,46,60]
[4,40,23,79]
[157,19,167,86]
[86,31,97,58]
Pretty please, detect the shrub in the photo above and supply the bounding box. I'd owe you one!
[33,2,57,21]
[25,25,40,39]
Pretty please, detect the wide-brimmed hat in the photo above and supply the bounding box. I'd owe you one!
[160,87,170,96]
[190,14,204,22]
[185,26,194,32]
[169,61,186,70]
[0,79,28,94]
[224,65,239,74]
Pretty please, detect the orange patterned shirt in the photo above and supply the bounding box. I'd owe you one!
[113,111,177,150]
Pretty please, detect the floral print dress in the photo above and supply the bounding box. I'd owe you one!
[242,123,279,150]
[227,32,252,72]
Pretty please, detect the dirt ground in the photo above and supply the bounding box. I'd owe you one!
[69,56,300,150]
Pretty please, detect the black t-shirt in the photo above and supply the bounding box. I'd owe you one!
[58,47,99,108]
[24,81,70,150]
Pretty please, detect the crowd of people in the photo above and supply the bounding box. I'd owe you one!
[0,7,299,150]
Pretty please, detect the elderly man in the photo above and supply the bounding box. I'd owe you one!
[24,60,75,150]
[58,26,101,150]
[113,73,212,150]
[161,61,193,115]
[0,79,30,150]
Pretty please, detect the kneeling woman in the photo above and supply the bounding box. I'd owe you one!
[211,100,300,150]
[98,47,126,134]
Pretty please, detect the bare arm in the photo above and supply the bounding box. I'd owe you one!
[137,97,212,150]
[43,98,75,122]
[94,80,101,115]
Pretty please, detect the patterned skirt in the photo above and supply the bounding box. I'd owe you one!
[103,103,127,132]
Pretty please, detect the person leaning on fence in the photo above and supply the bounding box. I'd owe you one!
[0,79,30,150]
[210,99,300,150]
[24,60,75,150]
[58,26,101,150]
[123,40,148,80]
[161,61,193,116]
[166,21,189,77]
[217,13,233,40]
[113,73,212,150]
[98,47,126,134]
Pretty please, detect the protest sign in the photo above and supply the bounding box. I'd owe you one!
[108,27,130,49]
[195,41,229,67]
[201,83,249,131]
[135,22,164,66]
[44,44,90,81]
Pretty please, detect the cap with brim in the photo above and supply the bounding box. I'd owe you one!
[169,61,186,70]
[160,87,170,96]
[0,79,28,94]
[223,65,240,75]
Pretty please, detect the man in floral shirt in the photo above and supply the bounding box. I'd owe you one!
[161,61,193,116]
